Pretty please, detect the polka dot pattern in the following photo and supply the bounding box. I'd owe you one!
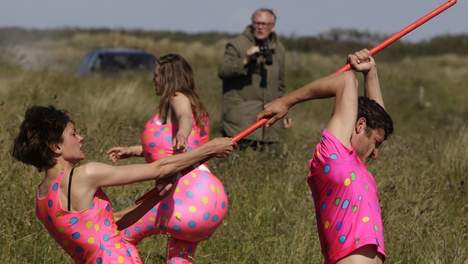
[36,171,143,263]
[203,212,210,221]
[343,178,351,187]
[70,217,78,225]
[339,235,347,244]
[188,206,197,213]
[122,166,229,244]
[121,113,229,249]
[321,202,327,210]
[308,130,386,260]
[341,199,350,209]
[188,221,197,228]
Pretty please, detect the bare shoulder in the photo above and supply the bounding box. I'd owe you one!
[170,92,192,112]
[171,92,190,102]
[171,92,188,100]
[75,162,112,178]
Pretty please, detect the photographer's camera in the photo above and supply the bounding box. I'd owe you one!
[258,44,273,65]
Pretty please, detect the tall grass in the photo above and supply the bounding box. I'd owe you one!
[0,31,466,263]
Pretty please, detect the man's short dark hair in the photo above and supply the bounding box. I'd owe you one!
[358,96,394,140]
[12,105,71,171]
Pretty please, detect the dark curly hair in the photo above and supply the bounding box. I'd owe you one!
[12,105,71,171]
[358,96,394,140]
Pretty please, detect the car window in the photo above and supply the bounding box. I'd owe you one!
[98,54,154,72]
[78,52,97,75]
[78,50,156,76]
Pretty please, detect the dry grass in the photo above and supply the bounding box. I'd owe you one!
[0,31,466,264]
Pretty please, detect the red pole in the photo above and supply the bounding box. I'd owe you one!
[135,0,457,203]
[336,0,457,74]
[232,118,268,142]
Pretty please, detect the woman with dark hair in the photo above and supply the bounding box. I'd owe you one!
[12,105,234,264]
[107,54,230,263]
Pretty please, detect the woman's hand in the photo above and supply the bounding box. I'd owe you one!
[106,145,143,162]
[204,137,236,158]
[173,133,188,152]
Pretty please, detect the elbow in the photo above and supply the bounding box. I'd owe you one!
[343,71,359,92]
[335,71,359,97]
[343,71,358,87]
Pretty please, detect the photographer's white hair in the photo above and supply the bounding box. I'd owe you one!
[251,8,277,24]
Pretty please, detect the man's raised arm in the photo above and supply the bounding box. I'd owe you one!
[349,49,385,108]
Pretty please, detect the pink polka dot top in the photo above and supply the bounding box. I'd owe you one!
[36,171,142,263]
[308,129,386,264]
[140,114,209,162]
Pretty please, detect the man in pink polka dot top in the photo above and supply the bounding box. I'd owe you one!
[258,49,394,264]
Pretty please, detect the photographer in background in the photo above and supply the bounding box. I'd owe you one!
[218,8,291,151]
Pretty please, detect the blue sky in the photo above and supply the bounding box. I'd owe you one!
[1,0,466,42]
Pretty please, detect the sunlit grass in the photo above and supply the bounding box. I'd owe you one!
[0,31,466,263]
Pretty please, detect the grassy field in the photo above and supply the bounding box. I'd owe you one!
[0,30,466,263]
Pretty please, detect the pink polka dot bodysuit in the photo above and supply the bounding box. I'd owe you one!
[36,171,143,263]
[122,114,228,264]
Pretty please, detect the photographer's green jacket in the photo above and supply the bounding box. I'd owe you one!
[218,26,286,142]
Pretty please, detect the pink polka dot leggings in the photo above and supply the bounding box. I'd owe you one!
[122,166,228,263]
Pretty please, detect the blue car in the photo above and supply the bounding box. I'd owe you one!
[78,48,156,76]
